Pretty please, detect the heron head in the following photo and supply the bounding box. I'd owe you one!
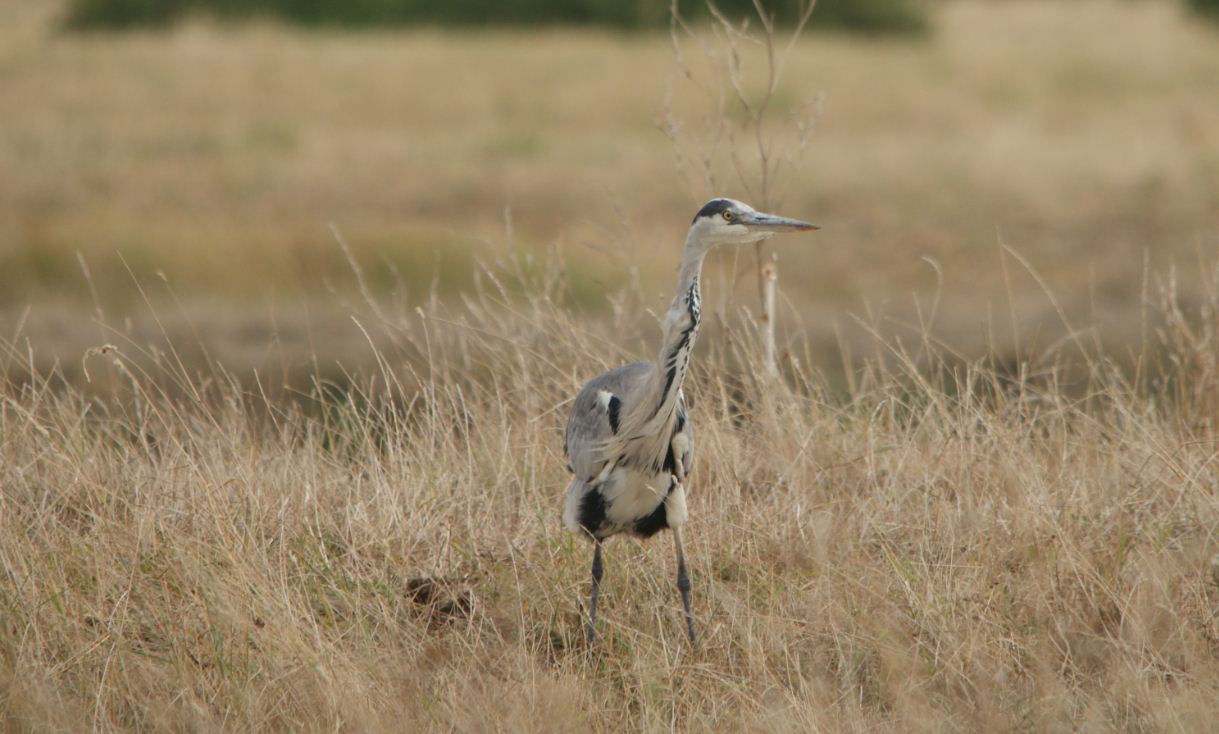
[689,198,818,247]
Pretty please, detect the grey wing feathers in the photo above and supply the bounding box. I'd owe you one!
[564,362,654,481]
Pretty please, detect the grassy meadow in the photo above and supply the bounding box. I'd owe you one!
[3,0,1219,730]
[3,0,1219,379]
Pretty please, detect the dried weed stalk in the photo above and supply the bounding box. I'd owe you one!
[662,0,821,377]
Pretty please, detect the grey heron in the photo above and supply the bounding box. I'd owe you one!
[562,198,818,646]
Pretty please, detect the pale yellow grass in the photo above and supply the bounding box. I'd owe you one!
[4,3,1219,729]
[4,255,1219,731]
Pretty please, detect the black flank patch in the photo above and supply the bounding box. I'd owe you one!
[633,500,669,538]
[578,488,608,536]
[607,395,622,434]
[693,198,733,224]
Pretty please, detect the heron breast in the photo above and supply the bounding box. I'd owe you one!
[601,466,671,529]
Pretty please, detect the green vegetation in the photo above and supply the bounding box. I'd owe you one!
[1187,0,1219,19]
[65,0,928,34]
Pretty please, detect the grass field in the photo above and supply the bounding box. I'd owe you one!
[3,0,1219,730]
[3,0,1218,379]
[5,262,1219,731]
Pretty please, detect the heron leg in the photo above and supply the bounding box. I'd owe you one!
[587,541,604,644]
[672,525,697,648]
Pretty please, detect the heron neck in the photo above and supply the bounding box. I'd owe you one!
[651,236,707,419]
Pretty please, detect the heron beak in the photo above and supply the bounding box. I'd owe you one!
[744,211,819,232]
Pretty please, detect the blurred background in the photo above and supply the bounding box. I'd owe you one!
[2,0,1217,388]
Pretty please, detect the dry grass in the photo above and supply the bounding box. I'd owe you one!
[4,252,1219,731]
[4,0,1219,730]
[3,0,1219,379]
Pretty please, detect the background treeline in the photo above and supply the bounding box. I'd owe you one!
[66,0,929,34]
[1191,0,1219,19]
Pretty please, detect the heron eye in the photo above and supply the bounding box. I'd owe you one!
[722,211,734,221]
